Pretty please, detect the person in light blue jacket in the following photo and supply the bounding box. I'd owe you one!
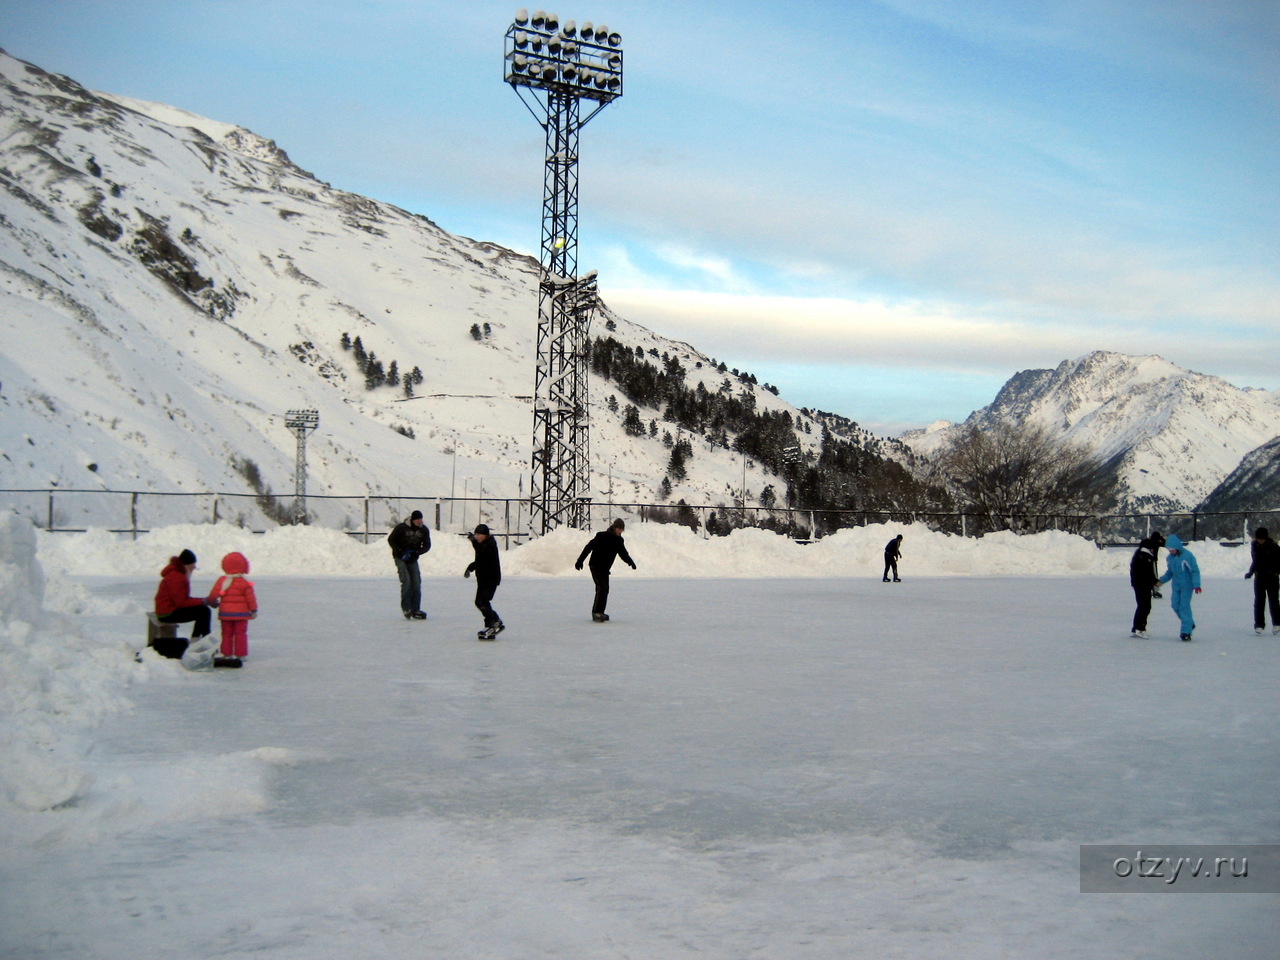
[1158,534,1202,641]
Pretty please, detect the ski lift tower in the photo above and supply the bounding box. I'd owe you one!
[284,409,319,524]
[504,9,623,534]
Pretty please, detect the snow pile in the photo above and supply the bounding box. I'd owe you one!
[34,520,1254,583]
[0,516,136,813]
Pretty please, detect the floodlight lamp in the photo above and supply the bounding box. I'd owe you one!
[594,24,608,41]
[532,9,545,27]
[562,19,576,37]
[549,37,562,54]
[580,21,593,36]
[514,30,528,47]
[545,13,559,31]
[607,53,621,69]
[541,63,557,80]
[608,32,621,47]
[515,8,529,25]
[512,54,529,72]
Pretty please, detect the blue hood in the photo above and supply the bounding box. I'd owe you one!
[1165,534,1184,550]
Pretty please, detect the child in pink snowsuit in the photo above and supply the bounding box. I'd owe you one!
[207,552,258,662]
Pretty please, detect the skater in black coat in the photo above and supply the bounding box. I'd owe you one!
[465,523,503,639]
[388,510,431,619]
[1128,531,1164,637]
[575,518,637,622]
[882,534,903,582]
[1246,527,1280,635]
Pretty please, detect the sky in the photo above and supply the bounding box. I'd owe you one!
[3,0,1278,433]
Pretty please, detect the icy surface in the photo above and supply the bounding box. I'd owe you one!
[2,520,1278,958]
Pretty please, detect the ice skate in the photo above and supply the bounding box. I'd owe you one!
[1131,629,1148,638]
[412,610,427,620]
[1180,633,1192,642]
[592,613,610,622]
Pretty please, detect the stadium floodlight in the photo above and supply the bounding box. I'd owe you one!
[284,409,319,525]
[503,10,624,535]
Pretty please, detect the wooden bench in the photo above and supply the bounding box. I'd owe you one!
[146,613,189,659]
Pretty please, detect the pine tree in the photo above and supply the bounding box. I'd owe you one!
[387,360,399,387]
[470,323,483,341]
[352,336,366,364]
[340,332,351,351]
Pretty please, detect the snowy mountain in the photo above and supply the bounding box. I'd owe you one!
[1196,435,1280,513]
[0,50,896,529]
[901,351,1280,512]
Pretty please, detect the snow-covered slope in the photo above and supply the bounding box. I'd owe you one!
[0,50,867,526]
[1196,435,1280,513]
[901,351,1280,512]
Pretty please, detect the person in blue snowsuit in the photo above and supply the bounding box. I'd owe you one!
[1157,534,1202,641]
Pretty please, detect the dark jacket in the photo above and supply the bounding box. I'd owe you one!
[577,530,635,573]
[1248,538,1280,579]
[884,536,902,560]
[388,520,431,560]
[466,534,502,586]
[155,558,205,616]
[1129,541,1161,588]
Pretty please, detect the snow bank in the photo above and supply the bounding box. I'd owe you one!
[0,515,138,813]
[34,520,1254,581]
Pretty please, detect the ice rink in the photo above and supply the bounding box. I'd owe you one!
[3,568,1278,959]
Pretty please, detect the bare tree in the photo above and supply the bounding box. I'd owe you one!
[930,422,1116,532]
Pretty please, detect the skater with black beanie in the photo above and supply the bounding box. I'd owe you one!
[1246,527,1280,636]
[465,524,503,639]
[388,509,431,619]
[576,518,637,622]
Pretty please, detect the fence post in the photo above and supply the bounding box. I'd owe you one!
[364,498,371,544]
[1192,512,1199,542]
[47,492,54,532]
[131,492,139,540]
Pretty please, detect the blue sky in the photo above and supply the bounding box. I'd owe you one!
[5,0,1277,432]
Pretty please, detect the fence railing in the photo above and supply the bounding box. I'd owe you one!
[3,488,1276,548]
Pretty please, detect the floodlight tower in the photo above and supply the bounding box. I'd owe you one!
[284,409,319,524]
[504,9,623,534]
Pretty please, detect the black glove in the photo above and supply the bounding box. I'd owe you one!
[575,560,583,571]
[1245,571,1253,579]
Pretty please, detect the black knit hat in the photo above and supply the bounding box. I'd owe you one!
[410,510,423,521]
[474,523,490,536]
[1257,527,1270,540]
[177,549,197,565]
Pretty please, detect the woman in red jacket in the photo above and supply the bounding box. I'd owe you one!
[207,552,258,664]
[155,548,212,639]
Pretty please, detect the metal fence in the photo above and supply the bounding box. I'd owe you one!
[3,488,1276,548]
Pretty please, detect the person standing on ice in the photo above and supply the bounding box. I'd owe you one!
[154,548,213,641]
[575,518,637,622]
[206,551,257,666]
[387,509,431,620]
[1245,527,1280,636]
[1128,531,1164,637]
[882,534,904,582]
[465,523,504,639]
[1158,534,1202,641]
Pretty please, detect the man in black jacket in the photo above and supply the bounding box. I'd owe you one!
[575,518,637,622]
[388,509,431,619]
[882,534,904,582]
[465,523,504,639]
[1246,527,1280,636]
[1129,530,1164,637]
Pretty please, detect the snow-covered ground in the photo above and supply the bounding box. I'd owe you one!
[3,515,1278,958]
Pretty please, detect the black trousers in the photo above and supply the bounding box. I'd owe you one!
[474,582,500,627]
[1255,574,1280,628]
[883,558,899,580]
[1132,584,1153,632]
[159,605,211,638]
[591,567,610,616]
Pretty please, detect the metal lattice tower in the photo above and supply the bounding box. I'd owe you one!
[504,10,623,534]
[284,409,319,524]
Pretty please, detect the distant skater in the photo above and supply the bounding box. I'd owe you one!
[465,523,504,639]
[576,518,637,622]
[883,534,904,582]
[1245,527,1280,636]
[388,509,432,620]
[1158,534,1202,641]
[207,551,258,666]
[1128,531,1164,637]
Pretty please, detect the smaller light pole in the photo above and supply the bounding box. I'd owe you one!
[285,409,319,524]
